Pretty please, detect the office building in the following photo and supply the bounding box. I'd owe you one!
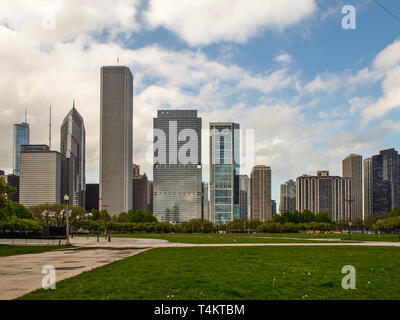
[279,179,296,213]
[19,145,61,207]
[371,148,400,214]
[209,122,240,225]
[13,122,30,176]
[363,157,373,220]
[296,171,352,221]
[100,66,133,215]
[250,165,272,222]
[342,154,362,221]
[153,110,202,223]
[132,165,150,212]
[85,183,99,212]
[239,175,250,220]
[60,102,86,207]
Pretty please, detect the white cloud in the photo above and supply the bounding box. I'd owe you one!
[373,38,400,70]
[144,0,317,46]
[275,53,292,64]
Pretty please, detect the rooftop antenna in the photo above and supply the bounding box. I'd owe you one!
[117,57,119,64]
[73,98,75,108]
[24,106,27,123]
[49,105,52,150]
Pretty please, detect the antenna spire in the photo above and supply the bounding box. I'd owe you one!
[117,57,119,64]
[73,98,75,108]
[24,106,27,123]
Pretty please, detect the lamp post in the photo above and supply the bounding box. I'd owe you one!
[64,194,71,245]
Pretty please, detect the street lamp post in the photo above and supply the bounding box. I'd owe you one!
[64,194,71,246]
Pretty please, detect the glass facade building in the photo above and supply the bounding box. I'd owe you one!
[209,122,240,225]
[371,148,400,214]
[60,103,86,207]
[153,110,202,224]
[13,122,30,176]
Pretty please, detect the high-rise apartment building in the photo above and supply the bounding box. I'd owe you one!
[371,148,400,214]
[250,165,272,222]
[363,157,373,220]
[13,122,30,176]
[153,110,202,223]
[60,102,86,207]
[209,122,240,225]
[99,66,133,215]
[239,175,250,220]
[342,154,363,222]
[279,179,296,213]
[296,171,352,221]
[19,145,61,207]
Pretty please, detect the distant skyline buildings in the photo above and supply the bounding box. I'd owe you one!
[370,148,400,215]
[19,145,61,207]
[60,102,86,207]
[296,171,352,221]
[363,157,373,220]
[239,175,250,220]
[250,165,272,222]
[13,121,29,176]
[342,154,363,221]
[153,110,202,223]
[209,122,240,225]
[99,66,133,215]
[279,179,296,214]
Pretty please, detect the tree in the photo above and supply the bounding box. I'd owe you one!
[315,212,332,224]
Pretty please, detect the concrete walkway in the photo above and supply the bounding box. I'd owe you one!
[67,236,400,248]
[0,247,147,300]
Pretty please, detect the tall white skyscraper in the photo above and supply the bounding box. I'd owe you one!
[100,66,133,215]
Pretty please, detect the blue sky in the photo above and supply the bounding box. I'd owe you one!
[1,0,400,206]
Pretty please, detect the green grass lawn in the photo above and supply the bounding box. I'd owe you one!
[82,233,348,244]
[20,246,400,300]
[0,244,71,257]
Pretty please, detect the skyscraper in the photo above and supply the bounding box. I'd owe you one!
[371,148,400,214]
[209,122,240,225]
[60,101,86,207]
[239,175,250,220]
[363,157,373,220]
[250,165,272,222]
[13,121,30,176]
[100,66,133,215]
[342,154,363,222]
[279,179,296,213]
[19,145,61,207]
[153,110,202,223]
[296,171,352,221]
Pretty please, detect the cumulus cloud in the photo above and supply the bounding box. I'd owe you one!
[144,0,317,46]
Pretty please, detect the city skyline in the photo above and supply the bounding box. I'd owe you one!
[2,2,400,208]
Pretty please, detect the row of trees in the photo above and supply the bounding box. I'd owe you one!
[0,179,36,230]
